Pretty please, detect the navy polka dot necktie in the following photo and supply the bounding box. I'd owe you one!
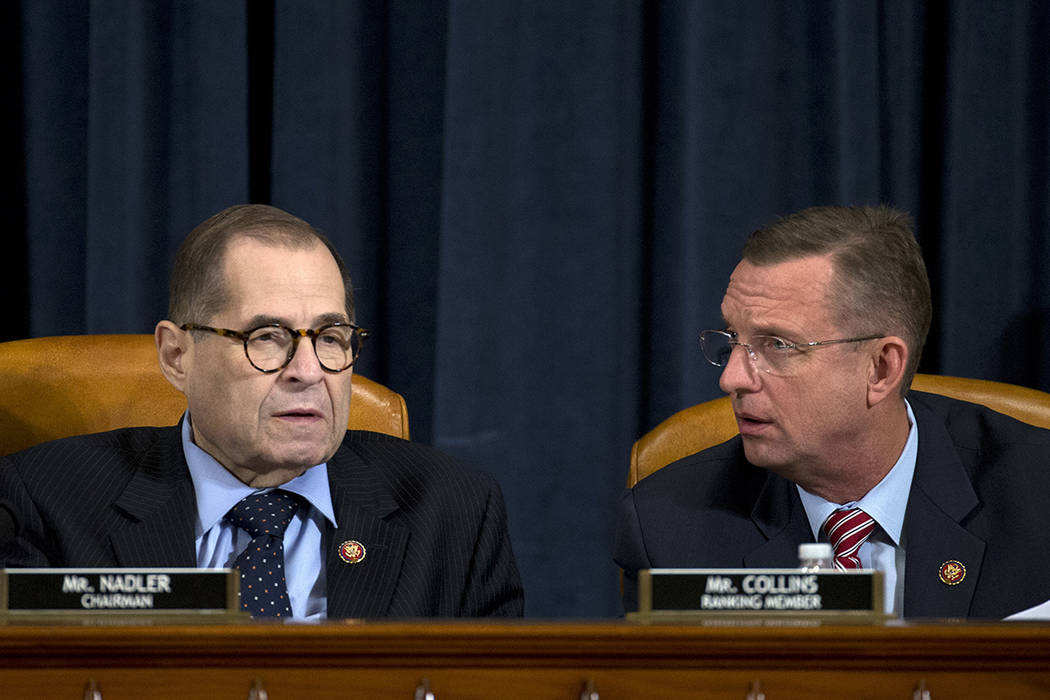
[225,490,301,618]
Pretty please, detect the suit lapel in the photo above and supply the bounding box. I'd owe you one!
[323,444,409,618]
[745,472,813,567]
[902,396,983,617]
[737,396,986,617]
[109,428,198,567]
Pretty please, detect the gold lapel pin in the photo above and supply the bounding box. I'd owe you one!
[938,559,966,585]
[338,540,366,564]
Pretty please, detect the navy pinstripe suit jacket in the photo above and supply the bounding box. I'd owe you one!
[0,427,524,618]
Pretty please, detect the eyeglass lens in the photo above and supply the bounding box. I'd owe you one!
[246,326,359,372]
[701,331,791,374]
[701,332,736,368]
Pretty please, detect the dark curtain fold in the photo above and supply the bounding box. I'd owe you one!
[7,0,1049,617]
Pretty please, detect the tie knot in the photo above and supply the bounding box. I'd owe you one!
[225,490,300,539]
[821,507,876,571]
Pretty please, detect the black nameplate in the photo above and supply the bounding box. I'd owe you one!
[637,568,884,617]
[0,568,239,614]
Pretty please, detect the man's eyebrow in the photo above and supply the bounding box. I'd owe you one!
[720,318,798,340]
[754,324,799,340]
[315,311,351,326]
[244,314,285,328]
[242,312,350,329]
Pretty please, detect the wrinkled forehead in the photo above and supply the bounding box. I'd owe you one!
[721,257,836,333]
[219,239,347,320]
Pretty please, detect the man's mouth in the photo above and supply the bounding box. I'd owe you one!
[734,411,773,435]
[274,408,323,421]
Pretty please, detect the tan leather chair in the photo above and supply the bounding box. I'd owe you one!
[0,335,409,456]
[629,373,1050,488]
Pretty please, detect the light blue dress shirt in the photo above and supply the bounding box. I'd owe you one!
[797,400,919,616]
[181,415,338,620]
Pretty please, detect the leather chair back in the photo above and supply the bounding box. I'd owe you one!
[629,373,1050,488]
[0,335,409,456]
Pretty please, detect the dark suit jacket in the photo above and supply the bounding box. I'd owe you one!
[0,427,524,618]
[615,391,1050,619]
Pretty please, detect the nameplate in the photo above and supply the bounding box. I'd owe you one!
[0,568,240,614]
[636,568,884,618]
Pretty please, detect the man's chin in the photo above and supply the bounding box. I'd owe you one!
[244,447,332,482]
[740,438,789,473]
[265,426,340,461]
[274,445,335,471]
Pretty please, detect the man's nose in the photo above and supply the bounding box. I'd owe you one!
[282,336,325,381]
[719,343,761,395]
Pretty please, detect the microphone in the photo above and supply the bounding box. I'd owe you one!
[0,499,21,548]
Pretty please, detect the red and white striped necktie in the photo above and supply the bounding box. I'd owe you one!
[822,508,876,570]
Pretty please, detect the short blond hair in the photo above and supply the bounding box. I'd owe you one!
[742,205,931,393]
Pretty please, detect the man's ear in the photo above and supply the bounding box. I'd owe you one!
[155,321,190,393]
[867,335,908,407]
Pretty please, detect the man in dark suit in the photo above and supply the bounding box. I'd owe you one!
[615,205,1050,619]
[1,204,523,619]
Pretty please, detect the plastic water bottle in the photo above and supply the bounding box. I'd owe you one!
[798,542,834,571]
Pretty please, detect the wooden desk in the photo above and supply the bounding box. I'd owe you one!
[1,620,1049,698]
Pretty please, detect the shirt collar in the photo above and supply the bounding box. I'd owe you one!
[181,413,338,537]
[798,399,919,546]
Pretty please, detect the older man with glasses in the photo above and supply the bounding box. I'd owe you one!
[0,204,523,620]
[615,205,1050,620]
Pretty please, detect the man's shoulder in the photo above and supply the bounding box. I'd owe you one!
[336,430,467,468]
[630,436,768,506]
[331,430,500,495]
[1,426,184,499]
[909,390,1050,450]
[616,436,785,574]
[4,425,180,466]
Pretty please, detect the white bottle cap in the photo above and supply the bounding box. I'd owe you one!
[798,542,834,561]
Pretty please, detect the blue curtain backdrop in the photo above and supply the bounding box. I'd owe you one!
[5,1,1048,618]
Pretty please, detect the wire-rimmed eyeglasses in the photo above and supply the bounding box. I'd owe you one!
[699,329,883,377]
[181,322,369,373]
